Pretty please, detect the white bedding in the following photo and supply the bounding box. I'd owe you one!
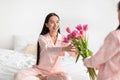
[0,49,90,80]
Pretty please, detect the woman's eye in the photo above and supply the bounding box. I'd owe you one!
[49,20,59,24]
[49,21,54,24]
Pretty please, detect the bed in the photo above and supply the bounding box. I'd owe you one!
[0,34,90,80]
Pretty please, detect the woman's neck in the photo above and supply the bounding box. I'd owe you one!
[49,32,58,38]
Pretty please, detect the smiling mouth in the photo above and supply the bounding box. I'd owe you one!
[53,27,58,30]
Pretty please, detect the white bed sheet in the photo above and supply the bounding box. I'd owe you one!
[0,49,90,80]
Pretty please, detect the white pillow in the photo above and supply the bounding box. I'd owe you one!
[13,34,38,52]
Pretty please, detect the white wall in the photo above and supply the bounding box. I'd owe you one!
[0,0,119,53]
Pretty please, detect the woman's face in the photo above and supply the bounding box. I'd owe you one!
[46,16,60,33]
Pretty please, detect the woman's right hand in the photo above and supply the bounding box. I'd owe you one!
[62,43,76,52]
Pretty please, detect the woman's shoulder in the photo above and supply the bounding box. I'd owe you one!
[39,33,49,38]
[38,33,49,41]
[109,30,120,37]
[105,30,120,41]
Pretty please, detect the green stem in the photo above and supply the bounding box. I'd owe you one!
[87,68,97,80]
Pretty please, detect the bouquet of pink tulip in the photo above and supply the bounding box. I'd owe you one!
[63,24,97,80]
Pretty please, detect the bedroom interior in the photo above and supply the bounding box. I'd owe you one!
[0,0,119,80]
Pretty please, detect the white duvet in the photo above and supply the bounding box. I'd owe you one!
[0,49,89,80]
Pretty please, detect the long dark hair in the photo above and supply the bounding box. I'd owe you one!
[36,13,60,65]
[116,25,120,30]
[116,1,120,30]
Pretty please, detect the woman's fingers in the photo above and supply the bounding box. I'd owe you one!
[68,43,76,52]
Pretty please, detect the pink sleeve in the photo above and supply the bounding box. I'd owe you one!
[84,32,119,68]
[38,35,62,55]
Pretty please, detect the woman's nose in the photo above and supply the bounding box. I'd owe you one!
[54,23,58,27]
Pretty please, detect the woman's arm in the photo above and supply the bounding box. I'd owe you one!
[84,32,119,68]
[39,35,76,55]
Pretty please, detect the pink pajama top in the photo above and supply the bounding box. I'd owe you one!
[33,33,66,75]
[84,30,120,80]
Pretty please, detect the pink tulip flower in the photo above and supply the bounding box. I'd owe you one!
[76,24,82,31]
[83,24,88,31]
[66,27,71,33]
[72,30,79,38]
[79,30,83,35]
[67,34,72,40]
[63,37,69,43]
[79,34,84,39]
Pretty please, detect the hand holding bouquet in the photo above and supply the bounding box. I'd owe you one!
[63,24,97,80]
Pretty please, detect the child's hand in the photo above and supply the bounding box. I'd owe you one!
[36,74,47,80]
[96,64,102,70]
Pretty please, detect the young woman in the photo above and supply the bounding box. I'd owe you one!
[84,1,120,80]
[14,13,76,80]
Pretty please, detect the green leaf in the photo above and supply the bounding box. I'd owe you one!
[75,53,80,63]
[88,49,93,56]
